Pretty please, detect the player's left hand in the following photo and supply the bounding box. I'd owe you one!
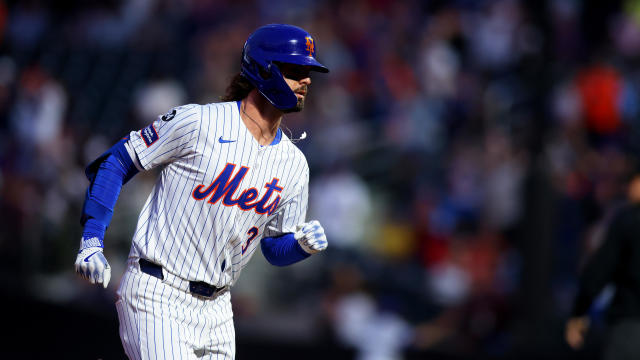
[294,220,328,254]
[74,237,111,288]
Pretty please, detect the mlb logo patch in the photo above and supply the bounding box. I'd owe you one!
[141,124,159,147]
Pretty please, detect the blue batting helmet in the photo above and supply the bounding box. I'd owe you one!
[241,24,329,111]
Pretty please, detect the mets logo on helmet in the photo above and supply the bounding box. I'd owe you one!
[305,36,315,56]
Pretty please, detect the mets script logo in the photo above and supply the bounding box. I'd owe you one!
[192,163,283,216]
[305,36,315,57]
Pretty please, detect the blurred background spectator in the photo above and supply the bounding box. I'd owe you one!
[1,0,638,359]
[565,173,640,360]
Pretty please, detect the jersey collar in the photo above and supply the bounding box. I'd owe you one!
[236,101,283,146]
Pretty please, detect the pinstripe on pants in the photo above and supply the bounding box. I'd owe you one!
[116,261,235,360]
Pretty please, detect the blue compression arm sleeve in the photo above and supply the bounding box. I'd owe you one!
[261,233,311,266]
[80,139,139,240]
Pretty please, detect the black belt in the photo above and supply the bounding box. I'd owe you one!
[139,258,223,298]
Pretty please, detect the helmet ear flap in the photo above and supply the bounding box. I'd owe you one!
[241,55,296,110]
[258,62,272,80]
[245,56,273,81]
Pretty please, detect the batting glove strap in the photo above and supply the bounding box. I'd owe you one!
[79,236,103,250]
[294,220,328,255]
[75,237,111,288]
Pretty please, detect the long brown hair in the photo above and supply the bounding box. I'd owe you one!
[220,73,254,102]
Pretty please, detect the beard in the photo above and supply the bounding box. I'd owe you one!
[283,86,307,113]
[283,97,305,113]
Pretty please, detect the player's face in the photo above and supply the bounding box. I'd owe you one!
[278,63,312,113]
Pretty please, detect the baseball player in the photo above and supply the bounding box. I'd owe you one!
[74,24,329,359]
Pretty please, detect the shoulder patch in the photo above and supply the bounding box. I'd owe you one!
[141,124,159,147]
[161,108,177,122]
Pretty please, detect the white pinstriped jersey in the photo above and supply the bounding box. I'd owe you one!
[125,101,309,288]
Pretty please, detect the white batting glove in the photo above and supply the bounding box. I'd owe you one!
[294,220,328,254]
[74,237,111,288]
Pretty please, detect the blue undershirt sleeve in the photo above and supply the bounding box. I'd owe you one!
[261,233,310,266]
[80,139,139,241]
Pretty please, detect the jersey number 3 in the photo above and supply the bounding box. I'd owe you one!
[242,227,259,255]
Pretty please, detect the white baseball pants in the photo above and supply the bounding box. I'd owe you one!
[116,260,235,359]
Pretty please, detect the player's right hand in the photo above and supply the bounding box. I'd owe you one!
[294,220,328,254]
[74,237,111,288]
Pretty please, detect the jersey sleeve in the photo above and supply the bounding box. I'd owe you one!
[128,104,201,170]
[263,161,309,237]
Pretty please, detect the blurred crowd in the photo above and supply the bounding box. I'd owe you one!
[2,0,640,358]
